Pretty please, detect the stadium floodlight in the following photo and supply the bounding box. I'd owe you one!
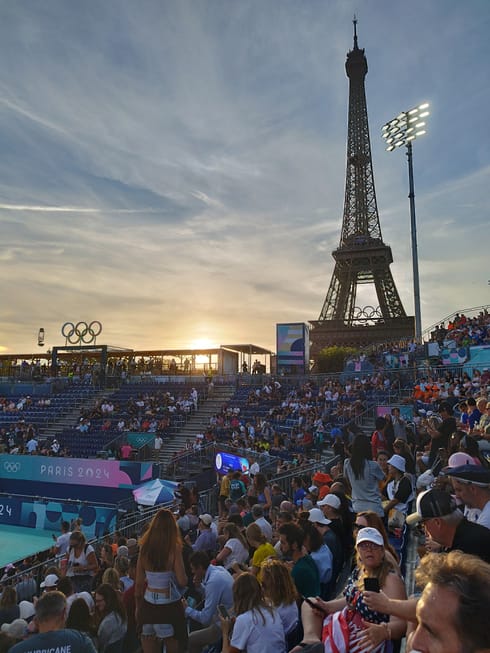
[381,102,430,342]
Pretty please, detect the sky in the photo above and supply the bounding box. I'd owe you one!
[0,0,489,355]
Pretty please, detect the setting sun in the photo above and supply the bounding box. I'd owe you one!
[188,337,218,350]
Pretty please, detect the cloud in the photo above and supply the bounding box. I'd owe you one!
[0,1,488,353]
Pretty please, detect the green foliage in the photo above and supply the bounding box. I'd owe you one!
[315,346,359,373]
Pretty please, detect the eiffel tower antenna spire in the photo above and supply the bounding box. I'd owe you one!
[310,26,414,356]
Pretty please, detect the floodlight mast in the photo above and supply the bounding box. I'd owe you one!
[382,103,429,342]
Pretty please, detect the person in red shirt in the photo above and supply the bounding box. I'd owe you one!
[371,416,390,459]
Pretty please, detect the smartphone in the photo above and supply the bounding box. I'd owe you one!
[364,578,380,592]
[218,604,229,619]
[301,596,327,614]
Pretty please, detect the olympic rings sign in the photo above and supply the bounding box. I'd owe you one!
[61,321,103,345]
[3,462,21,473]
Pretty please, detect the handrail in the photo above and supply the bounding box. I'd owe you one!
[421,304,489,340]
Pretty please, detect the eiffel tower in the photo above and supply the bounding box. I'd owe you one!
[310,20,414,357]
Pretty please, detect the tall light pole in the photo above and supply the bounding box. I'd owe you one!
[382,103,429,342]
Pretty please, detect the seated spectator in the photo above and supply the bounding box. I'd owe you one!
[243,523,277,580]
[102,567,122,593]
[8,591,96,653]
[185,551,234,653]
[303,518,333,600]
[189,514,217,556]
[65,598,97,647]
[0,587,19,626]
[261,558,299,648]
[94,583,127,653]
[278,522,320,599]
[56,577,94,614]
[294,527,406,653]
[0,619,28,647]
[215,523,249,571]
[251,504,273,542]
[220,573,285,653]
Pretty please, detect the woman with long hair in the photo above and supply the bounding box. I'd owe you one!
[92,542,114,589]
[221,572,285,653]
[66,597,97,645]
[249,473,272,515]
[354,510,399,565]
[94,583,127,652]
[260,558,299,647]
[215,522,249,571]
[344,434,385,517]
[135,508,188,653]
[293,527,406,653]
[64,530,99,593]
[0,586,19,626]
[302,521,333,600]
[102,567,122,593]
[392,439,416,475]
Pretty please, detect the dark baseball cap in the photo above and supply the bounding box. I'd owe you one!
[444,464,490,487]
[406,489,457,526]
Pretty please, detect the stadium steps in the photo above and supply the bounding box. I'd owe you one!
[157,384,236,468]
[40,388,108,442]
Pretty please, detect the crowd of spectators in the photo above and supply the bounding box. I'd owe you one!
[2,330,490,651]
[1,404,489,653]
[429,310,490,346]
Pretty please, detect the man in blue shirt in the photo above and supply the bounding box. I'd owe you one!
[10,591,96,653]
[184,551,234,653]
[188,514,217,556]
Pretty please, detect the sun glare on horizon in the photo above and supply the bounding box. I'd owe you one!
[188,337,219,350]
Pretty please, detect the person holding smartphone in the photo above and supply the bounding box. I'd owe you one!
[291,527,407,653]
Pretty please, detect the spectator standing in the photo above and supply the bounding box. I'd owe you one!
[64,531,98,593]
[52,521,71,557]
[135,508,188,653]
[344,434,385,517]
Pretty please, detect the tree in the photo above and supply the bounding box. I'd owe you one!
[315,346,358,373]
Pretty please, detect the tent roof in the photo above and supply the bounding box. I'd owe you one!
[221,344,272,356]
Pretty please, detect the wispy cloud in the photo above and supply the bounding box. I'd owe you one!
[0,1,488,352]
[0,203,161,214]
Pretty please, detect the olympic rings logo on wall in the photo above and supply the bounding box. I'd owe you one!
[3,462,21,473]
[61,321,103,345]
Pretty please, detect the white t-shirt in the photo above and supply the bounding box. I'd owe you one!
[55,532,72,555]
[231,607,286,653]
[477,500,490,529]
[223,538,248,570]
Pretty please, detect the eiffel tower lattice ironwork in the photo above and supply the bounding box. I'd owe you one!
[310,21,414,355]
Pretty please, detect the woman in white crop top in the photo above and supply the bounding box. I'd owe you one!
[135,508,188,653]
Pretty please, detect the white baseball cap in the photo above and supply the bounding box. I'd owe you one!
[40,574,59,588]
[317,494,341,510]
[308,508,331,525]
[356,527,384,547]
